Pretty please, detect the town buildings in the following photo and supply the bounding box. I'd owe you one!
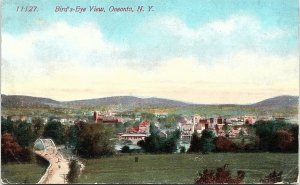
[119,120,150,144]
[94,111,124,123]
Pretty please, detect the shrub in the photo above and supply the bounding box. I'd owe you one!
[214,136,237,152]
[260,170,283,183]
[274,129,294,152]
[1,132,22,163]
[195,164,245,184]
[19,147,34,162]
[121,145,131,153]
[67,159,81,183]
[180,146,186,153]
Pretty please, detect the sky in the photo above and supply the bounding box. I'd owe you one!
[1,0,299,104]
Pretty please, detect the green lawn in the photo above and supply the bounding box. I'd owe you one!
[1,162,48,184]
[79,153,298,184]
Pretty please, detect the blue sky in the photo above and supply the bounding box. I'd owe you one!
[1,0,299,103]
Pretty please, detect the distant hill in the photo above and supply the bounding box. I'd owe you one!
[64,96,191,107]
[1,94,60,108]
[1,94,298,110]
[251,95,298,109]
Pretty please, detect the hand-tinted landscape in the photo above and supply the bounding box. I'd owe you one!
[1,0,299,184]
[1,94,299,183]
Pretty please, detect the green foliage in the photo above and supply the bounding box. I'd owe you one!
[254,121,297,152]
[189,129,216,153]
[188,131,202,152]
[138,132,161,153]
[1,132,34,163]
[19,147,34,162]
[43,121,66,145]
[77,124,115,157]
[200,129,216,154]
[121,145,131,153]
[1,117,14,133]
[238,129,245,137]
[32,117,45,140]
[138,125,180,153]
[290,125,298,152]
[67,159,81,183]
[180,146,186,153]
[141,112,155,121]
[158,114,181,129]
[15,122,33,147]
[67,125,78,148]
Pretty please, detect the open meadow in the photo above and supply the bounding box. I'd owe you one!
[79,153,298,184]
[1,162,48,183]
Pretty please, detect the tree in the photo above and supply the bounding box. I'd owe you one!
[195,164,245,184]
[162,129,180,153]
[67,159,81,183]
[180,146,186,153]
[200,129,216,154]
[121,145,131,153]
[138,122,161,153]
[290,125,298,152]
[77,124,115,157]
[137,126,180,153]
[214,136,237,152]
[254,120,292,151]
[274,129,294,152]
[188,131,202,152]
[43,121,65,145]
[67,125,78,149]
[32,117,45,140]
[1,132,22,163]
[137,132,161,153]
[15,121,33,147]
[1,118,14,134]
[223,122,229,137]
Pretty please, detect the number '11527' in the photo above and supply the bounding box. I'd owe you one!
[16,6,38,12]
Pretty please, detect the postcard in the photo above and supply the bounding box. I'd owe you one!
[1,0,299,184]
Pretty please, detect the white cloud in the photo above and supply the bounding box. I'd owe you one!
[151,15,286,41]
[2,19,298,104]
[136,14,291,62]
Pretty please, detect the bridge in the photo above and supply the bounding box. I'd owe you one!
[34,138,70,184]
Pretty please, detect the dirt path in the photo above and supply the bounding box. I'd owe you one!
[35,148,70,184]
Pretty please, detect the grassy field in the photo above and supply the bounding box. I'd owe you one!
[1,162,48,183]
[79,153,298,184]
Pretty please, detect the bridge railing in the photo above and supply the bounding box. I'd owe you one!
[36,151,53,184]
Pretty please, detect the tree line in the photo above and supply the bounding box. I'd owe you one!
[1,116,298,164]
[1,117,116,163]
[137,123,181,153]
[188,120,298,154]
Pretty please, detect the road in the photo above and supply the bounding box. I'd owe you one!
[35,148,70,184]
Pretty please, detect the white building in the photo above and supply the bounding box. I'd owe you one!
[119,133,148,144]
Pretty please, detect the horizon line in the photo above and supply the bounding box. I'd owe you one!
[1,93,298,106]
